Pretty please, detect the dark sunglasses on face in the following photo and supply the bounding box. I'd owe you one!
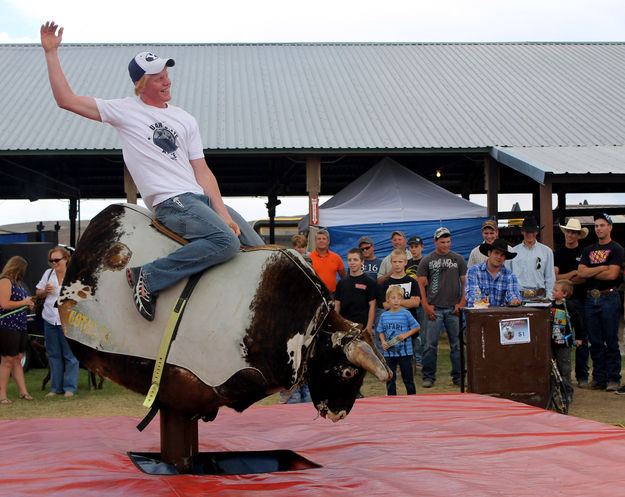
[360,245,372,250]
[49,258,64,263]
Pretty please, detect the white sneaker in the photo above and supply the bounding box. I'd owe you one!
[45,392,57,398]
[63,391,74,397]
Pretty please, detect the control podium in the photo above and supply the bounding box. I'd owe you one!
[462,306,552,408]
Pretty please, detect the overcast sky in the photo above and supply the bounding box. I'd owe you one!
[1,0,624,225]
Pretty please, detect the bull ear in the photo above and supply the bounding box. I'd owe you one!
[343,340,392,382]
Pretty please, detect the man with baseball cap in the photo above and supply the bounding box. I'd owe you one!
[578,213,624,392]
[554,218,590,387]
[467,219,499,267]
[358,236,382,281]
[416,227,467,388]
[377,231,411,284]
[506,216,556,300]
[40,22,263,321]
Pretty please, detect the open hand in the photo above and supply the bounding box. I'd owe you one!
[41,21,63,52]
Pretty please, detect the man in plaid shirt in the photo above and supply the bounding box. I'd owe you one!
[465,239,521,307]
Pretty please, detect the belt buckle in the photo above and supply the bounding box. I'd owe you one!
[590,289,601,299]
[522,289,535,299]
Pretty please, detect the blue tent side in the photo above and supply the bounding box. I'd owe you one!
[326,218,489,264]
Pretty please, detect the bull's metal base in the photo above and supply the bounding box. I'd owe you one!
[155,407,319,474]
[129,450,321,475]
[159,407,199,473]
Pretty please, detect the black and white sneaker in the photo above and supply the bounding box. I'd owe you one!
[126,266,157,321]
[615,385,625,395]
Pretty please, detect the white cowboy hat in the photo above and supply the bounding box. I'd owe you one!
[559,218,589,239]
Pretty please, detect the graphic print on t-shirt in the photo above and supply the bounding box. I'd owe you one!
[589,249,612,265]
[149,121,179,158]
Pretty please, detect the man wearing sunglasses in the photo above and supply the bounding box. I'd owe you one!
[506,216,556,300]
[40,22,263,321]
[578,213,624,393]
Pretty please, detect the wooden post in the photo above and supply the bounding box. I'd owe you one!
[484,155,499,218]
[160,407,198,473]
[124,165,138,204]
[539,176,554,249]
[306,156,321,248]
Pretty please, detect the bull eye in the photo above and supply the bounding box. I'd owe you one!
[289,351,294,357]
[342,368,356,379]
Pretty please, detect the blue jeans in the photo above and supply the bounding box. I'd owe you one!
[280,384,312,404]
[44,321,79,394]
[384,355,416,395]
[570,298,589,382]
[585,291,622,384]
[144,193,264,293]
[422,307,461,383]
[412,306,425,366]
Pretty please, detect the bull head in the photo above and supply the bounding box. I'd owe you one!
[306,311,392,422]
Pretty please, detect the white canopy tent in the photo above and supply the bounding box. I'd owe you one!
[299,158,488,260]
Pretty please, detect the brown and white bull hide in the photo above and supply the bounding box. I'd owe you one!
[59,204,391,422]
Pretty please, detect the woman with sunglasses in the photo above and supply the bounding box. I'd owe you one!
[36,246,79,398]
[0,256,34,404]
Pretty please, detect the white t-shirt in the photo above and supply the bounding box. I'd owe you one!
[96,97,205,210]
[36,269,61,326]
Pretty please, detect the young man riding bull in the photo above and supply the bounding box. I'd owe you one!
[41,21,263,321]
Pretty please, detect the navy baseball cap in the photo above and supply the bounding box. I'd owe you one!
[593,212,613,225]
[128,51,175,83]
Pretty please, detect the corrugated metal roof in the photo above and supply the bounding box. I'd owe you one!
[3,42,625,152]
[491,145,625,184]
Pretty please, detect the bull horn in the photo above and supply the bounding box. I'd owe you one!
[343,340,392,382]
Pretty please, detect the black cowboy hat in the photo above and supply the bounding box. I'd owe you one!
[520,216,543,232]
[479,238,517,259]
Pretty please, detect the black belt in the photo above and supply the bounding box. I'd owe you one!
[588,288,617,298]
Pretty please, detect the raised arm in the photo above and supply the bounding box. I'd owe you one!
[41,21,101,121]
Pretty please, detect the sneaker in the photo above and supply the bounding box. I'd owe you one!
[63,391,75,397]
[577,379,589,388]
[452,378,461,386]
[615,386,625,395]
[45,392,57,397]
[126,266,157,321]
[606,382,620,392]
[422,379,434,388]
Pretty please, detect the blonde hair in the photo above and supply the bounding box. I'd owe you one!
[390,248,407,260]
[1,256,27,283]
[555,279,574,297]
[48,246,71,267]
[291,234,307,249]
[386,285,404,300]
[133,74,150,96]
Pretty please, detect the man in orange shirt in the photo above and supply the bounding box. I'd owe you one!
[309,229,346,294]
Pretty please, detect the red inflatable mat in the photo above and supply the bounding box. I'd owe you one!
[2,393,625,496]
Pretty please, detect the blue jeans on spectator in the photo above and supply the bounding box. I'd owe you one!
[412,306,425,367]
[144,193,264,294]
[570,297,589,383]
[384,355,416,395]
[44,321,79,394]
[280,383,312,404]
[585,291,622,385]
[422,307,461,383]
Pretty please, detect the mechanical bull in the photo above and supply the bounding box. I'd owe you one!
[58,204,391,423]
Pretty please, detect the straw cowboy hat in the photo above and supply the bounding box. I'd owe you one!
[559,218,588,239]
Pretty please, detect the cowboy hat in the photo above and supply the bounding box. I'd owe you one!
[520,216,543,232]
[479,238,517,259]
[559,218,588,239]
